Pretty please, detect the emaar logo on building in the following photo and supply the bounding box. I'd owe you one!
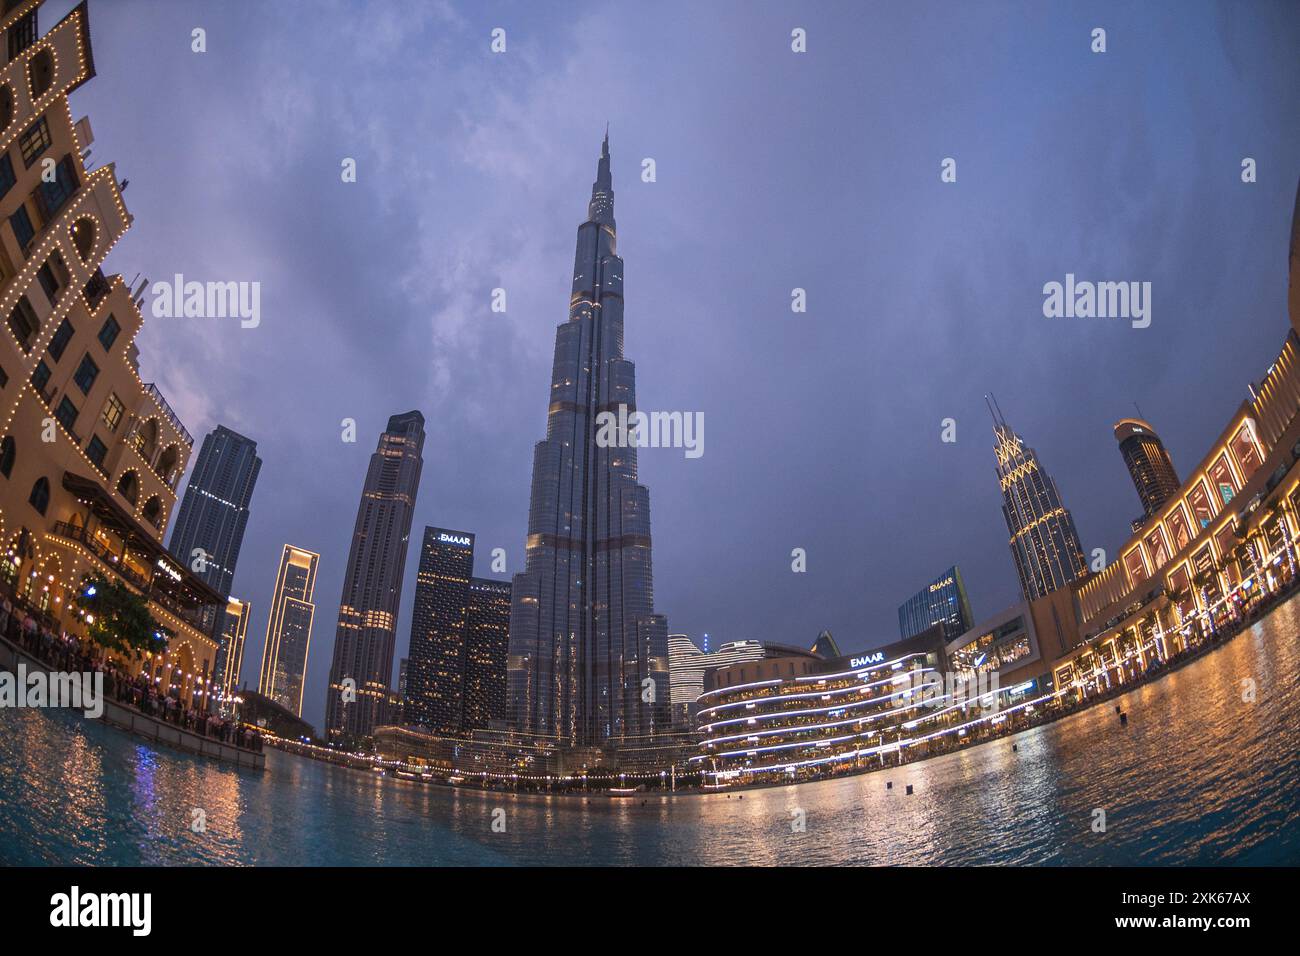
[438,533,471,547]
[850,652,885,668]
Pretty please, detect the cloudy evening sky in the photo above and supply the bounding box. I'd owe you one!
[42,0,1300,729]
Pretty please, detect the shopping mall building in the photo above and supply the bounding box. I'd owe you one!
[1058,330,1300,702]
[691,624,1061,786]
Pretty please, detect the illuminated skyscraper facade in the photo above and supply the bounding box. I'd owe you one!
[168,425,261,600]
[325,412,424,745]
[214,596,251,701]
[508,134,670,745]
[1114,418,1181,522]
[404,527,475,733]
[404,528,511,733]
[463,577,512,731]
[897,565,974,640]
[258,545,319,717]
[990,403,1088,602]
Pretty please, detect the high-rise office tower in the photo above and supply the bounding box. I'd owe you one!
[508,133,670,745]
[325,412,424,745]
[258,545,319,717]
[404,527,512,734]
[989,399,1088,602]
[463,577,512,731]
[1113,418,1181,522]
[169,426,261,601]
[214,597,251,701]
[405,527,475,733]
[898,566,975,641]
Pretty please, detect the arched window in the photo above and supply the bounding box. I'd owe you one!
[28,476,49,515]
[117,470,139,506]
[0,436,13,478]
[142,496,162,528]
[71,217,96,262]
[155,444,180,485]
[28,48,54,101]
[134,418,159,461]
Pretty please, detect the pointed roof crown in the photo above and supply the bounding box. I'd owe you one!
[588,128,615,226]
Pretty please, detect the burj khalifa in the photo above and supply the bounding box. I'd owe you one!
[507,133,670,746]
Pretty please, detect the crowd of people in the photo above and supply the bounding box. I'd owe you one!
[0,588,261,753]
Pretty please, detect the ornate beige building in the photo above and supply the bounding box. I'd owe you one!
[0,1,220,703]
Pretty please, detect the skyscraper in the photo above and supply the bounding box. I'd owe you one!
[1114,417,1181,522]
[989,399,1089,602]
[214,596,251,702]
[258,545,319,717]
[463,578,512,731]
[404,527,475,733]
[325,412,424,745]
[168,425,261,601]
[404,527,513,734]
[508,133,670,745]
[897,566,974,641]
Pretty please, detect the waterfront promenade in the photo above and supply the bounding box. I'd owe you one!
[7,591,1294,865]
[259,573,1300,798]
[0,590,264,771]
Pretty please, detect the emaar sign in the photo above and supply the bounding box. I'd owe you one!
[850,652,885,668]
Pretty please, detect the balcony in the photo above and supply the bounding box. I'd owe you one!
[142,382,193,446]
[49,518,210,632]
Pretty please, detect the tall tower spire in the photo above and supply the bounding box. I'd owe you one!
[588,129,615,226]
[509,135,668,746]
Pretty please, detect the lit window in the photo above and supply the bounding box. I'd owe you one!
[101,393,125,432]
[18,115,50,167]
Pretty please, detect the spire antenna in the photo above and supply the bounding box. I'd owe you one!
[986,392,1008,428]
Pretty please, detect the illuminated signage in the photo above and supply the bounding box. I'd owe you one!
[850,652,885,668]
[155,557,182,583]
[438,533,471,547]
[929,576,955,593]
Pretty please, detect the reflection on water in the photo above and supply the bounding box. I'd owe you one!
[3,596,1298,866]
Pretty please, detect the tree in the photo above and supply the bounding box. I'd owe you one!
[72,574,171,656]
